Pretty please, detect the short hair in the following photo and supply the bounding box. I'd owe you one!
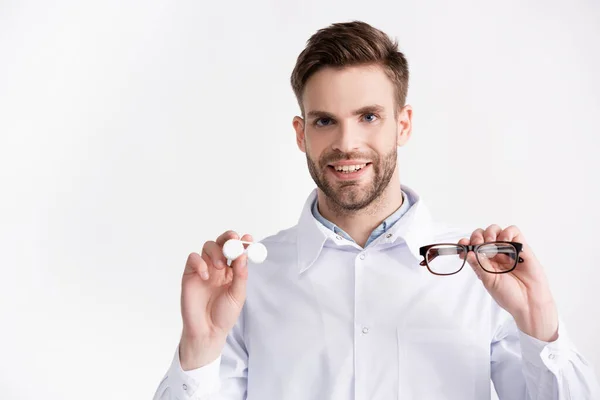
[290,21,409,115]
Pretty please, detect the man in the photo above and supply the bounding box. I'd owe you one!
[153,21,599,399]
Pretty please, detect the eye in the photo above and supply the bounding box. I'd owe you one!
[363,113,378,123]
[315,117,334,127]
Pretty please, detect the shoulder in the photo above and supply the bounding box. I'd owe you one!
[246,224,299,277]
[258,224,298,246]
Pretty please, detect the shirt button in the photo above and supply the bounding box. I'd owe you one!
[386,233,393,238]
[336,235,342,240]
[362,327,369,334]
[359,253,366,260]
[183,384,188,390]
[548,353,556,360]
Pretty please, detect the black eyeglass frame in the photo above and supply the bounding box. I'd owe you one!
[418,241,525,276]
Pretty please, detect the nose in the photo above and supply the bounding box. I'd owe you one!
[331,121,360,153]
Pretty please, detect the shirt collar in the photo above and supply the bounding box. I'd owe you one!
[311,190,411,243]
[296,184,437,274]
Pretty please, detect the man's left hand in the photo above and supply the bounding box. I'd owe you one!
[459,224,559,342]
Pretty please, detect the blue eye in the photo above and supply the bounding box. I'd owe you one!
[363,113,378,122]
[315,117,333,127]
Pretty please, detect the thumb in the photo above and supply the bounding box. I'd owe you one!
[229,253,248,302]
[466,251,497,288]
[466,251,484,281]
[229,234,252,303]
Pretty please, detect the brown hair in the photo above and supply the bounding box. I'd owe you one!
[290,21,409,116]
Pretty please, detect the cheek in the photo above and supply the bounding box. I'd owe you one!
[367,120,397,143]
[304,132,328,156]
[369,137,397,158]
[384,126,401,150]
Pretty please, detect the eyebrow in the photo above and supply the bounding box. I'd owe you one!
[306,104,386,119]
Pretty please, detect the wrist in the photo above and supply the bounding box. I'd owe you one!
[514,300,559,342]
[179,331,226,371]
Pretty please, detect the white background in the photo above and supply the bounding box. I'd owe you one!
[1,1,599,399]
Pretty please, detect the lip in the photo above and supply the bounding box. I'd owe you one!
[327,163,371,181]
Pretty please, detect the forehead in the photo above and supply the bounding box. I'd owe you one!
[302,64,396,115]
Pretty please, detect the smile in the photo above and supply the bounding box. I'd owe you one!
[327,163,372,180]
[333,163,367,173]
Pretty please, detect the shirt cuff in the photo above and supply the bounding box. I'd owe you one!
[166,344,222,399]
[518,319,574,373]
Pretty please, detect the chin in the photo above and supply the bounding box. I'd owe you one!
[335,189,374,207]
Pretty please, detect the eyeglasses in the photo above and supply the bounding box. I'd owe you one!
[418,241,524,276]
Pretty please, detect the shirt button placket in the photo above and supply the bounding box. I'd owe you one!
[355,250,369,400]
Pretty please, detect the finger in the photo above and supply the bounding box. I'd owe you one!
[214,231,240,270]
[216,230,239,247]
[466,251,483,280]
[498,225,529,263]
[470,228,485,246]
[230,234,254,267]
[473,250,496,274]
[237,233,254,262]
[185,252,209,280]
[497,225,521,243]
[229,234,253,302]
[484,224,502,243]
[203,241,227,271]
[467,249,499,285]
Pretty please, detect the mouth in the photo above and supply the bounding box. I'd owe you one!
[327,162,372,181]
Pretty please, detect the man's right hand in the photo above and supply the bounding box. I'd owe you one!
[178,230,252,370]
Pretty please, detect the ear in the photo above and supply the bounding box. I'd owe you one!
[293,116,306,153]
[396,104,413,147]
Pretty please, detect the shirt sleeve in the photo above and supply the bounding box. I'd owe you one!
[491,306,600,400]
[152,309,249,400]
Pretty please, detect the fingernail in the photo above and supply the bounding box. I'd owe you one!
[201,271,209,280]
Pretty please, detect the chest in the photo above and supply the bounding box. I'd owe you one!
[244,244,493,399]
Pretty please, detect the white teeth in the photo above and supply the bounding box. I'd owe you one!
[334,163,367,173]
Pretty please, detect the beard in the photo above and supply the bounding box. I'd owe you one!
[306,146,397,213]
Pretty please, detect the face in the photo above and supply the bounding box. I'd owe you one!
[293,64,412,212]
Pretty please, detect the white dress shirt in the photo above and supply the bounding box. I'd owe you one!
[153,185,600,400]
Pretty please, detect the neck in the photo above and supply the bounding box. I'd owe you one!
[316,173,403,248]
